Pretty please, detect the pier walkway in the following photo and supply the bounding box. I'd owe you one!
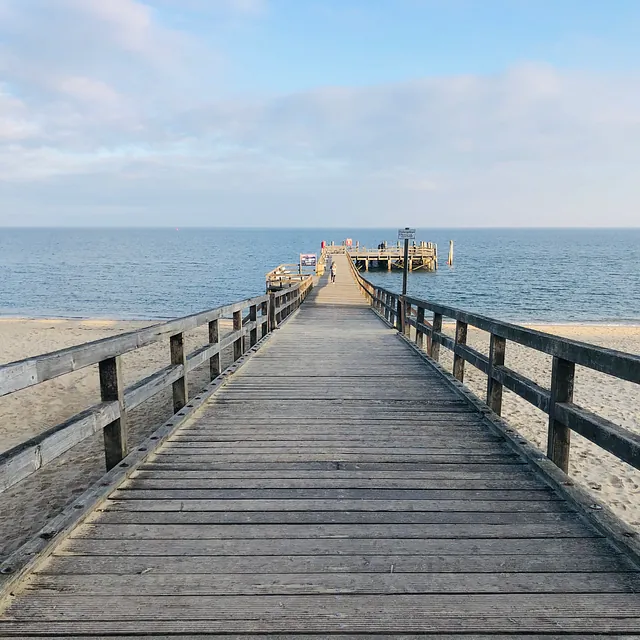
[1,254,640,637]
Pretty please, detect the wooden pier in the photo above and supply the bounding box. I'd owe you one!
[350,243,438,272]
[1,251,640,637]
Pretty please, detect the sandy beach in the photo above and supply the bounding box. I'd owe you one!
[0,318,235,560]
[1,319,639,560]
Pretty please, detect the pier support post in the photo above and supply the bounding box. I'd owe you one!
[233,310,243,361]
[486,334,506,415]
[99,356,127,471]
[429,313,442,361]
[453,320,468,382]
[208,319,220,380]
[547,357,574,473]
[170,332,188,413]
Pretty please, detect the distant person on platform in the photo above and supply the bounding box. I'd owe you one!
[330,261,337,283]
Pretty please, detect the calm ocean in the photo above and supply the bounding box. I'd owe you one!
[0,228,638,323]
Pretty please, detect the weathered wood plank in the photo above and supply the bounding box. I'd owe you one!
[110,488,556,501]
[40,552,636,575]
[3,619,640,635]
[124,478,546,490]
[27,571,640,596]
[103,499,570,513]
[89,509,584,526]
[0,401,119,493]
[74,522,593,540]
[7,593,640,620]
[123,363,183,411]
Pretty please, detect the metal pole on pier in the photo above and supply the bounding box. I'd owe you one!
[402,238,409,295]
[398,227,415,295]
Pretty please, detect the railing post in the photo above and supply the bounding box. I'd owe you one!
[404,300,411,337]
[170,332,188,413]
[486,334,506,415]
[429,313,443,361]
[453,320,468,382]
[416,306,425,349]
[269,293,276,331]
[99,356,127,471]
[249,304,258,347]
[233,310,243,361]
[261,300,269,337]
[397,297,404,333]
[547,356,574,473]
[208,319,220,380]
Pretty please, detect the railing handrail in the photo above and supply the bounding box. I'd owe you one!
[0,294,267,398]
[0,274,313,493]
[346,251,640,474]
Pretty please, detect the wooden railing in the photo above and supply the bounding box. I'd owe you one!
[0,277,313,493]
[347,254,640,475]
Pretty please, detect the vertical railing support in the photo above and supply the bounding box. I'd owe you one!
[261,300,269,338]
[429,313,443,361]
[233,310,243,361]
[397,297,404,333]
[416,306,425,349]
[404,300,412,337]
[453,320,468,382]
[249,304,258,347]
[170,332,188,413]
[547,356,575,473]
[269,293,276,331]
[486,334,506,415]
[208,319,220,380]
[99,356,127,471]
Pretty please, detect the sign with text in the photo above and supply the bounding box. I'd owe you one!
[300,253,317,268]
[398,228,416,241]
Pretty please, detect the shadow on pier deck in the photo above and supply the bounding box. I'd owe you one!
[0,253,639,637]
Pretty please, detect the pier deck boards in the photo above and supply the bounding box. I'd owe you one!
[1,254,639,638]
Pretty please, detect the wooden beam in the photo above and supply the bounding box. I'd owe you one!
[170,333,188,414]
[486,334,506,416]
[0,401,119,493]
[99,356,127,471]
[547,357,574,473]
[208,320,220,381]
[453,320,468,382]
[429,313,443,362]
[0,295,270,398]
[233,310,243,362]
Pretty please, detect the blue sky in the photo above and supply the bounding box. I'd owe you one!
[1,0,639,226]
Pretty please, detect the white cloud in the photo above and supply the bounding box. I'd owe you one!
[0,2,638,225]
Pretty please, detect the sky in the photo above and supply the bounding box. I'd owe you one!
[1,0,639,227]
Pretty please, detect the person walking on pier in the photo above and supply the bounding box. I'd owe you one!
[330,261,337,283]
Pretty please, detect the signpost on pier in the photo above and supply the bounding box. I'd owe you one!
[398,228,416,295]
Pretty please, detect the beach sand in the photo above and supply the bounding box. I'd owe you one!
[1,319,639,560]
[0,318,235,560]
[437,323,640,531]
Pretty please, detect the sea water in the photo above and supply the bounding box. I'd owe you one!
[0,228,638,323]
